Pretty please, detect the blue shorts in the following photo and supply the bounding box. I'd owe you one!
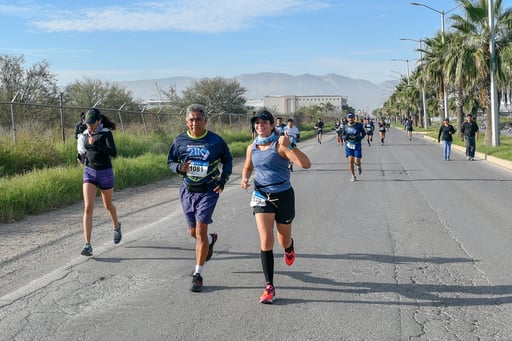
[180,183,220,227]
[83,166,115,190]
[345,144,362,158]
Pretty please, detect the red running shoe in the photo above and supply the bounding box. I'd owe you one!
[259,284,276,304]
[284,249,295,266]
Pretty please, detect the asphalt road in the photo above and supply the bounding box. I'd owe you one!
[2,127,512,341]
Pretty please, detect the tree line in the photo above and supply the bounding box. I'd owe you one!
[0,55,251,136]
[381,0,512,146]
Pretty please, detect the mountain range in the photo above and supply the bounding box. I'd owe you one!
[117,72,397,113]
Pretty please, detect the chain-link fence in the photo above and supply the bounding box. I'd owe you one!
[0,100,272,144]
[0,98,322,145]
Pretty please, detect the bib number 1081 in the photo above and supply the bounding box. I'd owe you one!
[187,160,208,177]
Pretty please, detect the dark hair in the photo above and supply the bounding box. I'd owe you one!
[101,114,116,130]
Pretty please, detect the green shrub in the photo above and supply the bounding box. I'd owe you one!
[0,166,82,222]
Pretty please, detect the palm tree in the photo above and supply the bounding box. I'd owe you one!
[444,31,478,136]
[419,33,447,123]
[500,45,512,113]
[450,0,512,145]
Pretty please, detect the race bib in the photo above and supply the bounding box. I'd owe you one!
[187,160,208,177]
[346,142,356,149]
[250,190,267,207]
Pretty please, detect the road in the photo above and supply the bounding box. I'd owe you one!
[1,127,512,340]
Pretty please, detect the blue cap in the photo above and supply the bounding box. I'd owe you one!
[347,113,355,118]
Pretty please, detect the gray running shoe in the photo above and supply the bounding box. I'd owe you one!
[113,222,122,244]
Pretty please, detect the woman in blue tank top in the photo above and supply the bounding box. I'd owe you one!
[241,109,311,304]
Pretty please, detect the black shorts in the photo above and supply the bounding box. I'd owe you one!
[253,187,295,224]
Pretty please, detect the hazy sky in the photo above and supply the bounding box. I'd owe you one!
[1,0,510,86]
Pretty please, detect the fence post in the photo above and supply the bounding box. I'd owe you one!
[156,108,162,125]
[141,106,147,133]
[118,102,126,133]
[59,92,65,142]
[10,92,19,144]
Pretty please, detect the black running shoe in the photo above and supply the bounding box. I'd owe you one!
[206,233,217,261]
[81,243,93,256]
[191,273,203,292]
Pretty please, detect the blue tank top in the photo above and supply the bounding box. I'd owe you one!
[251,141,291,193]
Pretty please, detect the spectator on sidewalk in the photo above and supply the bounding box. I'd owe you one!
[438,118,456,161]
[461,113,479,161]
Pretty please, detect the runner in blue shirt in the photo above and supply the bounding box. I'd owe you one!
[342,113,366,182]
[167,104,233,293]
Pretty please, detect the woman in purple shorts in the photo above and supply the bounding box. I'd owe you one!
[77,108,121,257]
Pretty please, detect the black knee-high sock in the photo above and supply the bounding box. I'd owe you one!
[285,238,294,253]
[261,250,274,285]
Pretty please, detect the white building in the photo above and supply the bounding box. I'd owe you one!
[263,95,348,115]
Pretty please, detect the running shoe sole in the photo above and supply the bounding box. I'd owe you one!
[260,297,276,304]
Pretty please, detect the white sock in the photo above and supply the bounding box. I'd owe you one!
[194,265,203,275]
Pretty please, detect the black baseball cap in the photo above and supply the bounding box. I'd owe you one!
[251,109,274,124]
[85,108,102,124]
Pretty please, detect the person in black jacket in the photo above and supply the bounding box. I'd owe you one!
[461,114,479,160]
[77,108,121,257]
[438,118,456,161]
[73,112,86,139]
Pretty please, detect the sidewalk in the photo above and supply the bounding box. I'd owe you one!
[420,132,512,172]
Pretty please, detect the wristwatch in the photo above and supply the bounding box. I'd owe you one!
[288,143,296,150]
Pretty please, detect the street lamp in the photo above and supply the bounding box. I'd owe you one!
[390,70,405,81]
[400,38,428,128]
[410,2,463,43]
[488,0,499,146]
[392,58,416,122]
[392,58,416,82]
[411,2,463,119]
